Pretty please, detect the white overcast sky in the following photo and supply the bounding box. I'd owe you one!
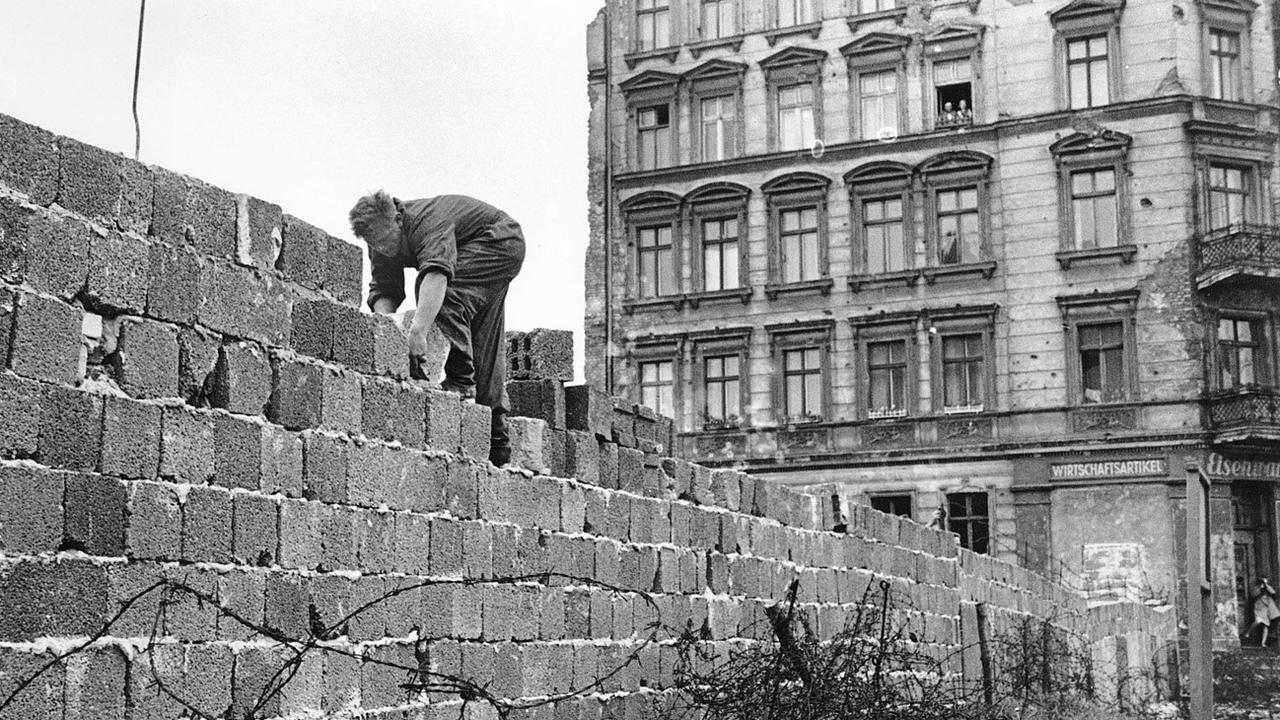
[0,0,602,376]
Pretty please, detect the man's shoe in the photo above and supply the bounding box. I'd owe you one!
[489,445,511,467]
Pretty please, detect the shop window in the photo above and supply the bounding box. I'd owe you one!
[947,491,990,553]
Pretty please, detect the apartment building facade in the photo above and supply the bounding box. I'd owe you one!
[585,0,1280,644]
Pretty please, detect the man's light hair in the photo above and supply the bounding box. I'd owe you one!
[349,190,397,240]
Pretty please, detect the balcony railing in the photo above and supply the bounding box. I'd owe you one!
[1206,387,1280,442]
[1195,223,1280,287]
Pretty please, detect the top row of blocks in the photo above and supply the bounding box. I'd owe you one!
[0,113,362,307]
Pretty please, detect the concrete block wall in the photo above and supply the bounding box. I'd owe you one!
[0,111,1174,718]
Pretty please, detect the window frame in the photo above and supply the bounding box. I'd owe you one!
[926,305,997,416]
[841,34,910,143]
[619,71,681,172]
[868,492,914,519]
[769,0,820,29]
[922,27,984,131]
[635,104,674,171]
[1049,0,1124,111]
[760,47,828,154]
[851,312,918,421]
[1213,309,1272,392]
[685,182,752,301]
[1198,0,1255,103]
[918,152,995,281]
[684,60,748,163]
[628,336,685,423]
[697,0,739,41]
[1056,291,1140,407]
[1204,158,1259,231]
[634,223,677,299]
[767,322,834,426]
[946,489,992,554]
[620,191,684,311]
[692,329,752,430]
[1049,129,1135,267]
[635,0,674,52]
[846,162,916,286]
[762,172,833,295]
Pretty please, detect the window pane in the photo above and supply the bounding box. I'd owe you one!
[1069,64,1090,108]
[704,243,722,291]
[801,208,817,228]
[1094,196,1117,247]
[802,232,820,280]
[782,235,800,283]
[1090,61,1109,106]
[805,372,823,415]
[654,11,670,46]
[722,242,739,288]
[786,374,803,416]
[782,210,799,232]
[657,248,674,296]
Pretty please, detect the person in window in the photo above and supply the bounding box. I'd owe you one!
[1250,577,1280,647]
[956,99,973,123]
[350,190,526,467]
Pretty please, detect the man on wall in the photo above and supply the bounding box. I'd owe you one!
[349,190,525,466]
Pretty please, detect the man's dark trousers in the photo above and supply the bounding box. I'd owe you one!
[429,235,525,459]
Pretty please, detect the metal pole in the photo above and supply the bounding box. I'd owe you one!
[602,6,615,395]
[1185,461,1214,719]
[132,0,147,160]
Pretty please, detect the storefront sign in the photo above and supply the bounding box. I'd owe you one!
[1049,458,1167,480]
[1205,452,1280,481]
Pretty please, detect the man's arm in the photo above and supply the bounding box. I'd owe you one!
[407,270,447,378]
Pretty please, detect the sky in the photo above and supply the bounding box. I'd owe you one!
[0,0,603,378]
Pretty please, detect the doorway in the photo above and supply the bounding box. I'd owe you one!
[1233,482,1275,643]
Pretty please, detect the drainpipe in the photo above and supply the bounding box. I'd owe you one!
[603,5,615,394]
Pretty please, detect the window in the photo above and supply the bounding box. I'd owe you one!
[933,58,974,128]
[637,0,671,50]
[780,207,821,283]
[942,334,985,413]
[1078,322,1126,404]
[869,494,913,518]
[867,339,908,418]
[778,83,816,151]
[783,347,823,421]
[702,218,740,291]
[1058,291,1138,409]
[936,187,981,265]
[1066,35,1110,108]
[863,197,905,274]
[856,0,898,13]
[639,360,675,417]
[1209,29,1242,101]
[947,492,990,553]
[700,0,735,39]
[858,70,899,141]
[636,226,675,298]
[1070,169,1118,249]
[704,354,741,425]
[637,105,671,170]
[701,95,737,161]
[775,0,815,27]
[1219,316,1265,389]
[1208,163,1251,230]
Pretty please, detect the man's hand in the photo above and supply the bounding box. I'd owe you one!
[407,323,432,380]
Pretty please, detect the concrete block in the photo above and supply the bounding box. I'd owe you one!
[371,313,410,377]
[326,237,363,307]
[392,511,432,575]
[213,413,262,490]
[319,503,357,571]
[232,491,278,566]
[63,647,128,720]
[182,484,232,563]
[0,371,41,459]
[460,401,491,461]
[508,379,566,428]
[151,168,237,257]
[508,416,547,473]
[444,456,480,519]
[278,214,328,292]
[86,230,150,313]
[560,481,586,534]
[100,397,160,481]
[425,388,463,452]
[235,193,283,270]
[506,329,573,381]
[429,516,463,576]
[38,385,102,472]
[145,243,203,325]
[160,405,214,482]
[63,472,126,556]
[10,291,81,384]
[361,643,416,710]
[263,572,310,640]
[270,357,362,433]
[545,427,567,477]
[277,498,322,570]
[0,113,58,204]
[56,136,140,227]
[0,198,89,298]
[215,567,265,641]
[354,508,396,574]
[260,424,304,496]
[689,463,712,504]
[409,453,449,514]
[111,317,179,399]
[597,440,618,490]
[330,303,375,371]
[176,326,219,404]
[0,466,63,554]
[461,519,493,578]
[211,341,272,414]
[582,486,607,535]
[710,469,742,512]
[125,481,182,560]
[302,431,349,503]
[232,646,285,719]
[565,384,611,440]
[197,259,291,345]
[346,440,411,509]
[362,376,426,447]
[289,298,334,360]
[320,648,360,715]
[616,447,646,495]
[563,429,600,486]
